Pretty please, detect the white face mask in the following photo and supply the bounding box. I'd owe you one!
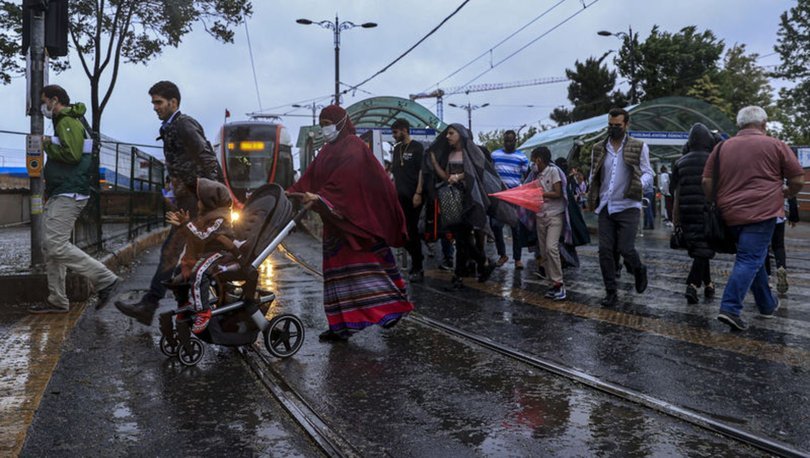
[41,102,53,119]
[322,124,339,143]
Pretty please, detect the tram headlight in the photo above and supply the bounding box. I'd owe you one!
[231,210,240,223]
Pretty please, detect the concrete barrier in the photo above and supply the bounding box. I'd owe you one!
[0,226,169,305]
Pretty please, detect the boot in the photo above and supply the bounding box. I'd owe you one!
[115,295,160,326]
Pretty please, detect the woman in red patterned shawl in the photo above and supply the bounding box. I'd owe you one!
[287,105,414,341]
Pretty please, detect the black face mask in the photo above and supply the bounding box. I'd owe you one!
[608,126,625,140]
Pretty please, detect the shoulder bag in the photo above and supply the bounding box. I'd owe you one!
[703,142,737,254]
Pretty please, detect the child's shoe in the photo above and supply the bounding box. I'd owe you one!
[192,309,212,334]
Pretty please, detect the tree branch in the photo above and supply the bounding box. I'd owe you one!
[69,24,93,79]
[100,2,134,114]
[98,1,123,74]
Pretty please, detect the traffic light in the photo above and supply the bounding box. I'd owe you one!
[21,0,69,57]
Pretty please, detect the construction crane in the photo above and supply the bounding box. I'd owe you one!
[409,76,568,120]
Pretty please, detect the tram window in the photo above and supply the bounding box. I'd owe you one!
[224,125,276,194]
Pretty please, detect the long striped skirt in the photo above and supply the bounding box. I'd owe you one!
[322,231,414,335]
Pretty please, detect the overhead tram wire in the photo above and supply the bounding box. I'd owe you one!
[244,20,263,112]
[423,0,570,93]
[459,0,602,89]
[341,0,471,96]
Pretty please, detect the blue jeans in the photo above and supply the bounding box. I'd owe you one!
[720,218,777,317]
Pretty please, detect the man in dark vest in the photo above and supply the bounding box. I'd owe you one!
[587,108,653,307]
[116,80,223,325]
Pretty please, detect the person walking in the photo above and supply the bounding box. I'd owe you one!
[587,108,653,307]
[287,105,414,341]
[116,81,223,325]
[490,130,530,269]
[659,165,673,226]
[390,118,426,282]
[704,106,804,331]
[29,85,122,314]
[671,123,718,304]
[532,147,567,300]
[426,124,516,289]
[765,196,799,295]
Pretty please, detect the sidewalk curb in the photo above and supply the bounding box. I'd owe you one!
[0,227,169,305]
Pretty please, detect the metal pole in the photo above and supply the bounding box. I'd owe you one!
[29,7,46,268]
[629,25,636,105]
[333,15,340,106]
[311,103,316,125]
[467,105,472,133]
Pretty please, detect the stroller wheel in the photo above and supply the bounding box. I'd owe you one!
[264,314,305,358]
[178,337,205,366]
[159,334,180,357]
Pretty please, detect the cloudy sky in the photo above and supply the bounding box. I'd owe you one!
[0,0,795,167]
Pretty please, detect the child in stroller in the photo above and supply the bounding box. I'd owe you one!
[165,178,250,333]
[158,182,305,366]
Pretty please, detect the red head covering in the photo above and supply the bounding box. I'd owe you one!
[289,106,406,249]
[319,104,356,141]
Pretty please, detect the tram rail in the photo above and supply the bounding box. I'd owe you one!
[274,241,808,458]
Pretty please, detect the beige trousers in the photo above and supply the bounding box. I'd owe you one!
[44,196,117,307]
[536,212,564,285]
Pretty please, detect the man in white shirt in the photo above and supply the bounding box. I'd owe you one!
[587,108,654,307]
[659,165,672,225]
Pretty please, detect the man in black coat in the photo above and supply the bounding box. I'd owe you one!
[671,123,718,304]
[116,81,224,325]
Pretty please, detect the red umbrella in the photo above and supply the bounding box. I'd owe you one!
[489,180,544,213]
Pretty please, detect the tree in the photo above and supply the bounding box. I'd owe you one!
[620,25,724,101]
[715,44,773,118]
[477,127,538,154]
[686,74,730,114]
[0,0,252,134]
[772,1,810,143]
[549,53,626,127]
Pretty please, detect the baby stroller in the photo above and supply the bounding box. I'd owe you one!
[158,184,306,366]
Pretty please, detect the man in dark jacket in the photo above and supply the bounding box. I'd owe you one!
[116,81,223,325]
[29,85,122,314]
[671,123,718,304]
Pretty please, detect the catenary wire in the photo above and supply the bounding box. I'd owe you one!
[244,20,263,112]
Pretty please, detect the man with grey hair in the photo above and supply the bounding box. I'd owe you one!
[703,105,804,331]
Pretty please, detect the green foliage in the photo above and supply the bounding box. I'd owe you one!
[686,74,730,114]
[549,54,627,126]
[619,25,725,101]
[773,1,810,144]
[715,44,773,118]
[477,127,537,154]
[0,0,252,131]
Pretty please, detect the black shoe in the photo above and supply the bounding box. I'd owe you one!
[717,311,748,331]
[382,316,402,329]
[96,277,124,310]
[634,265,648,293]
[115,295,159,326]
[450,276,464,290]
[318,329,349,342]
[533,266,547,280]
[408,270,424,283]
[704,283,715,299]
[685,284,699,305]
[438,260,454,271]
[600,290,618,307]
[29,301,69,314]
[478,263,496,283]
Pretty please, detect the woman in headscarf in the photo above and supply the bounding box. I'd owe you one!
[287,105,414,341]
[671,123,718,304]
[425,123,517,288]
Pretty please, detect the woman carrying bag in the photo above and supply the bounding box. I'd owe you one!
[671,123,719,304]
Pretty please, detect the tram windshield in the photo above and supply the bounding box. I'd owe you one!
[223,124,277,198]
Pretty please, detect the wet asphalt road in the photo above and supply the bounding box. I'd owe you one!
[17,224,810,456]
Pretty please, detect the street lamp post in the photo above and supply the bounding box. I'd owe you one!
[292,102,325,125]
[448,102,490,133]
[598,26,637,105]
[296,15,377,106]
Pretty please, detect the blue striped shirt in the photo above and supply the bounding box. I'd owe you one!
[491,148,529,189]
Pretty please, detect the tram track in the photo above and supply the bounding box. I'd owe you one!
[274,241,808,458]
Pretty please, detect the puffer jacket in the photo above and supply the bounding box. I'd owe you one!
[671,123,717,259]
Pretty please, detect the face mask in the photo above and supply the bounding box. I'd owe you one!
[41,102,53,119]
[322,124,339,143]
[608,126,624,140]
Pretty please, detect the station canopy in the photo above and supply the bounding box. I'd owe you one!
[296,96,446,149]
[519,96,737,163]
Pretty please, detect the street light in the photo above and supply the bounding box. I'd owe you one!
[292,102,325,125]
[598,26,637,104]
[448,102,490,133]
[296,15,377,106]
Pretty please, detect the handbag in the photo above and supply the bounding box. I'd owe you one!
[670,225,686,250]
[703,142,737,254]
[436,182,464,229]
